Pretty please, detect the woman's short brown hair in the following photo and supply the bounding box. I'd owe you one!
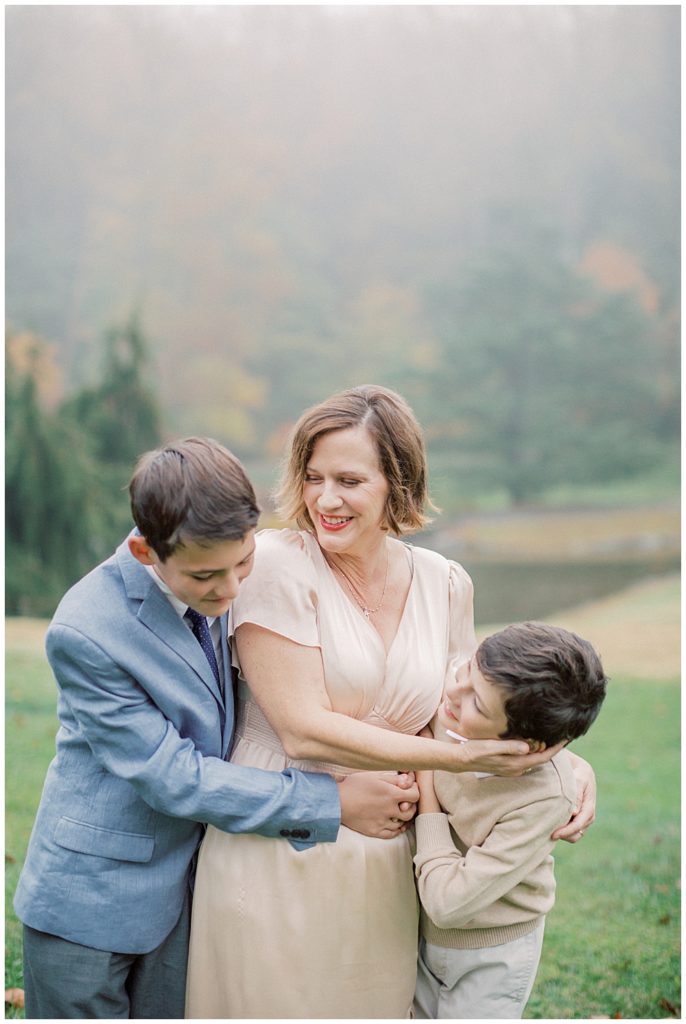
[129,437,260,560]
[275,385,436,535]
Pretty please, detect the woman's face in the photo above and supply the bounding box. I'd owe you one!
[302,426,390,557]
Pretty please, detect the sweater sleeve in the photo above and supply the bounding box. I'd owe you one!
[413,792,571,930]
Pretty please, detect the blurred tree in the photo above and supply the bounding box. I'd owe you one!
[6,336,107,614]
[64,314,162,465]
[6,318,163,616]
[61,314,163,543]
[425,228,668,505]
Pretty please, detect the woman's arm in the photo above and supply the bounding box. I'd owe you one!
[235,623,562,774]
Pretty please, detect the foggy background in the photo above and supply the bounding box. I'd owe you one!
[6,4,680,617]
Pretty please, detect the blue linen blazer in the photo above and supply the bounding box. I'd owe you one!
[14,534,340,954]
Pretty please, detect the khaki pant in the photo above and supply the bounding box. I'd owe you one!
[413,919,545,1019]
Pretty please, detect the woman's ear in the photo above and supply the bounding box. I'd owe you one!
[128,534,158,566]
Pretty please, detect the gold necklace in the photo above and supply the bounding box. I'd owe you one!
[331,548,390,620]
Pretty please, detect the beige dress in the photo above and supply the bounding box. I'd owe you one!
[185,528,476,1019]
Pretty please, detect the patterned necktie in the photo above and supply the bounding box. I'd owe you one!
[185,607,222,690]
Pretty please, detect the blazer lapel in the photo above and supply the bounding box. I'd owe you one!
[116,537,225,710]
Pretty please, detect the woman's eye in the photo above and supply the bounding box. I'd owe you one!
[341,479,359,487]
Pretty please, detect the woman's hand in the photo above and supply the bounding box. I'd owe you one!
[451,737,567,776]
[337,771,420,840]
[551,751,597,843]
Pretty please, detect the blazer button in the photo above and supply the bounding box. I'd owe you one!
[300,829,311,839]
[279,829,291,837]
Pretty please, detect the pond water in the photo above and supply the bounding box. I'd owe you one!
[436,555,679,627]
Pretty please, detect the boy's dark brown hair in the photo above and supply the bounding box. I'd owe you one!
[129,437,260,560]
[477,622,607,746]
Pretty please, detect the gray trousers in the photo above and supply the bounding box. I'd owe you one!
[22,890,191,1019]
[413,919,545,1019]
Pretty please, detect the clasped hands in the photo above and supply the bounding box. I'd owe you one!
[338,771,419,840]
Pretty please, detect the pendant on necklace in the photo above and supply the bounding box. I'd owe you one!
[362,608,371,620]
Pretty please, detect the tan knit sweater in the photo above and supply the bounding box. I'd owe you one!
[414,724,576,950]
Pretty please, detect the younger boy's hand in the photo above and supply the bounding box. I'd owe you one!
[415,724,442,813]
[416,770,442,814]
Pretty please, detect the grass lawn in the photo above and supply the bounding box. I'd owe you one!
[525,679,680,1018]
[5,616,681,1019]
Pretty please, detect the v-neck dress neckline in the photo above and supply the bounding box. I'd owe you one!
[309,535,415,658]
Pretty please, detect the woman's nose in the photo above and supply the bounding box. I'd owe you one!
[318,481,343,510]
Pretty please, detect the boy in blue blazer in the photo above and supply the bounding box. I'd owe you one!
[14,437,415,1018]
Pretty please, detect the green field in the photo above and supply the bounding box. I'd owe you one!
[5,602,681,1019]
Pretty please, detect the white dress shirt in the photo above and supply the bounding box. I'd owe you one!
[144,564,224,683]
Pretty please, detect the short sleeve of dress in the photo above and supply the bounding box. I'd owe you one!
[447,560,477,666]
[230,529,320,648]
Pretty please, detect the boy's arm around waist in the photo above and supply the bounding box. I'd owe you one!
[47,624,340,847]
[413,790,572,929]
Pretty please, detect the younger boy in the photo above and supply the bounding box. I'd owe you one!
[413,621,607,1020]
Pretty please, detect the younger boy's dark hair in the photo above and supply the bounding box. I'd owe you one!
[476,622,607,746]
[129,437,260,560]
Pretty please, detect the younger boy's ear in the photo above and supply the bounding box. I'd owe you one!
[526,738,547,753]
[128,534,158,566]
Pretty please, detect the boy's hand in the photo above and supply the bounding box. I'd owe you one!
[416,770,442,814]
[337,771,419,839]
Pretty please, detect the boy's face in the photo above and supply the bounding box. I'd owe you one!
[437,654,509,741]
[129,530,256,617]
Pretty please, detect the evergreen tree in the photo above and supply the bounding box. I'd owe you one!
[6,341,106,614]
[425,229,667,505]
[64,313,162,466]
[62,313,163,545]
[6,319,163,615]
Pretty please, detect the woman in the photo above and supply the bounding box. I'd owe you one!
[185,385,594,1019]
